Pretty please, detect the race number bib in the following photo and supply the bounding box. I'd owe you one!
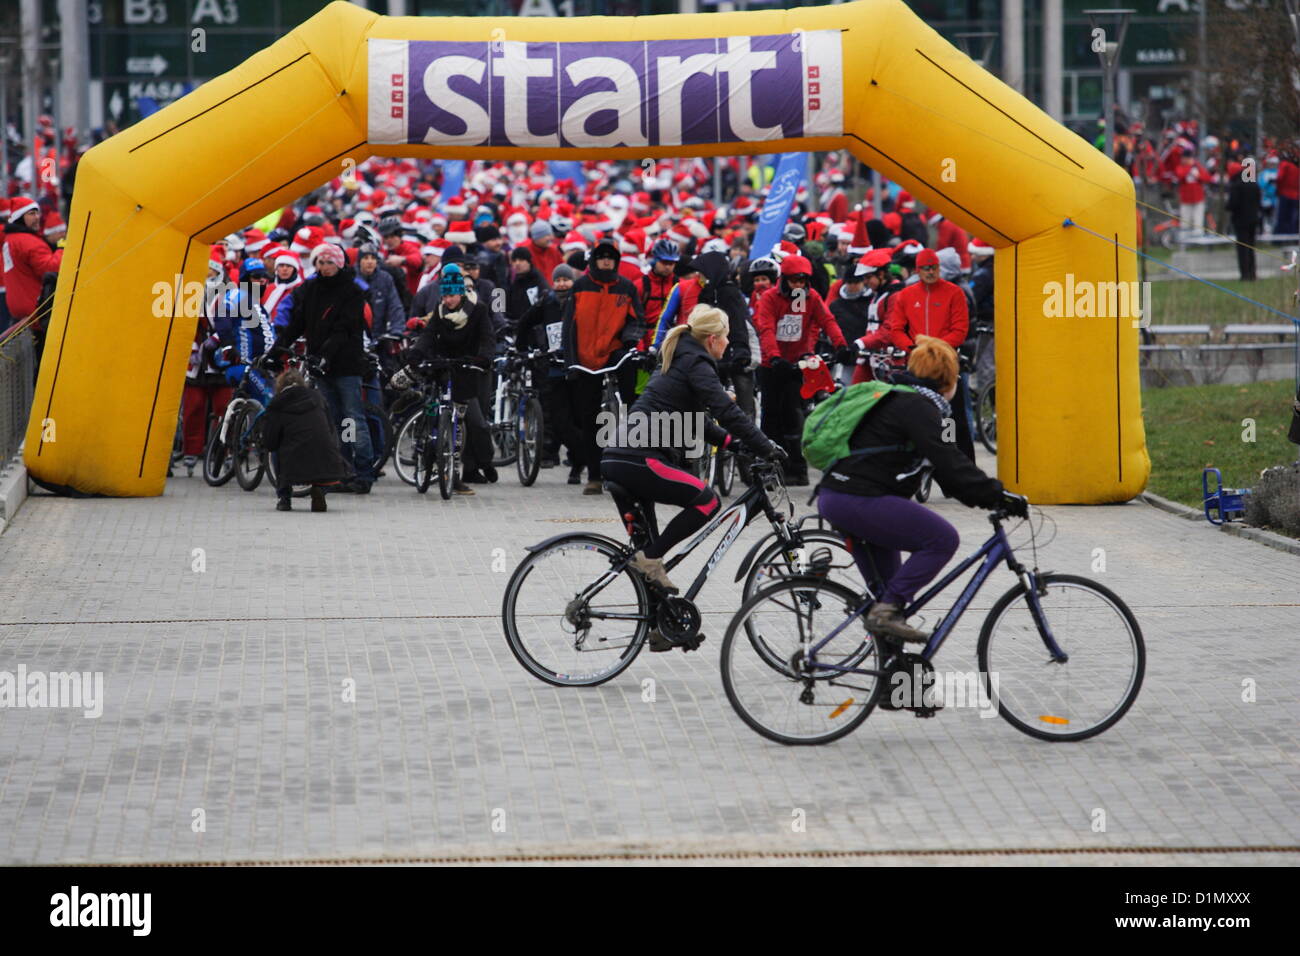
[775,313,803,342]
[545,321,563,352]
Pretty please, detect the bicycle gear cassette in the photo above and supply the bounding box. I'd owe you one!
[656,597,703,650]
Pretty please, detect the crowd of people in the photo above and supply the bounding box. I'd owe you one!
[110,153,994,503]
[1105,117,1300,280]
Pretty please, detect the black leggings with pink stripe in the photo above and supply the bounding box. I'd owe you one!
[602,453,720,560]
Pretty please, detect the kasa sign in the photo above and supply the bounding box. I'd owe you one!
[367,33,843,149]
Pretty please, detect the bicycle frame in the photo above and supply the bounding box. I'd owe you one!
[802,517,1068,677]
[575,464,794,623]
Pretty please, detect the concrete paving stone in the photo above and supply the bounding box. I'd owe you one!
[1,461,1297,862]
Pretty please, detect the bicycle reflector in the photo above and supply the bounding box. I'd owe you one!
[1038,715,1070,725]
[829,698,854,719]
[623,512,637,538]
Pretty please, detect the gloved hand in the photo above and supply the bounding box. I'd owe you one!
[389,366,414,390]
[764,442,789,462]
[999,491,1029,518]
[769,356,799,379]
[835,345,859,366]
[638,348,660,370]
[726,355,751,375]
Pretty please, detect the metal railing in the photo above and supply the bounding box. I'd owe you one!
[0,327,35,465]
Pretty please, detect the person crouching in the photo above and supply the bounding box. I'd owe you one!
[261,367,353,511]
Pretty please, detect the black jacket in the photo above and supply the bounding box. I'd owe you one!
[409,297,494,402]
[971,261,994,324]
[275,267,369,378]
[821,387,1004,506]
[830,290,873,343]
[517,289,569,358]
[606,334,768,465]
[1227,177,1262,228]
[693,252,753,368]
[506,268,547,323]
[260,384,353,486]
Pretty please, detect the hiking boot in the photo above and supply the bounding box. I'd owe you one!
[629,550,678,593]
[452,480,476,496]
[310,486,327,513]
[183,455,198,476]
[462,469,488,484]
[583,480,603,495]
[648,629,673,652]
[567,468,583,485]
[482,464,498,483]
[276,497,292,512]
[865,601,929,644]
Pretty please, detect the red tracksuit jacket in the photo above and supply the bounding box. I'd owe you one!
[862,278,968,351]
[752,285,845,365]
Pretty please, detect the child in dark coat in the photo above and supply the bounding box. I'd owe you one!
[261,368,352,511]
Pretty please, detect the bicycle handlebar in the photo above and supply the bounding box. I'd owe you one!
[567,349,638,376]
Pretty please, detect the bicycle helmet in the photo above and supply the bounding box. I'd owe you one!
[650,238,680,262]
[782,222,806,244]
[748,256,778,278]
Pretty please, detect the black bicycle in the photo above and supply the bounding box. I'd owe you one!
[501,451,861,687]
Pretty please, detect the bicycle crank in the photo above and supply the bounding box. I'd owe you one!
[656,596,704,651]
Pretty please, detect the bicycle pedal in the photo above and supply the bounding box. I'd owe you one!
[911,704,942,718]
[677,635,706,653]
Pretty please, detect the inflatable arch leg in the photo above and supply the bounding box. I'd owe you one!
[27,0,1147,502]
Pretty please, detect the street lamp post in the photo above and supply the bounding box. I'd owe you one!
[0,51,9,194]
[1083,9,1134,162]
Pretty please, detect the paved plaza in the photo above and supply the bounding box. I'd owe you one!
[0,457,1297,865]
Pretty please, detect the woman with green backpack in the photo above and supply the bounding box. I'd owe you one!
[810,336,1027,643]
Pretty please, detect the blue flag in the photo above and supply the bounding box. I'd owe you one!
[750,151,806,261]
[439,159,465,210]
[548,161,585,188]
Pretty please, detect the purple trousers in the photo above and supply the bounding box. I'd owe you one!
[817,488,960,606]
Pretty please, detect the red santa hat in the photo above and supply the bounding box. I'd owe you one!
[445,220,476,245]
[967,238,995,258]
[7,197,39,223]
[243,228,269,252]
[444,194,469,217]
[561,230,588,252]
[847,216,872,256]
[896,190,916,212]
[882,211,902,236]
[274,253,301,270]
[291,225,324,254]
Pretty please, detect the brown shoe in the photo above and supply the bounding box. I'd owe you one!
[865,601,929,644]
[582,480,603,495]
[629,550,679,593]
[310,486,327,512]
[452,480,476,496]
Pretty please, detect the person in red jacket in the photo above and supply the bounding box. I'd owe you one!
[752,254,851,484]
[1274,149,1299,236]
[1176,155,1213,240]
[862,248,975,464]
[2,197,63,331]
[380,220,422,295]
[929,213,970,270]
[520,221,563,288]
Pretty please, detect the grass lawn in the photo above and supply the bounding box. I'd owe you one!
[1142,379,1298,507]
[1149,275,1295,328]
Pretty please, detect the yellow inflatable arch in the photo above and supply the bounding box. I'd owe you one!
[27,0,1147,502]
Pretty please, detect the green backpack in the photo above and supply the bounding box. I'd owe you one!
[801,381,915,472]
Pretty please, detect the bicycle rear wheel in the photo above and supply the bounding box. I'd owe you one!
[365,400,393,471]
[975,382,997,454]
[722,577,883,745]
[516,396,543,486]
[492,382,520,467]
[502,534,650,686]
[977,573,1144,741]
[714,446,736,496]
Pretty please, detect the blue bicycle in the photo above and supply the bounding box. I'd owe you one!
[720,503,1145,745]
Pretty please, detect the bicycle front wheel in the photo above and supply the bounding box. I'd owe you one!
[202,412,236,487]
[502,534,650,686]
[436,407,454,499]
[414,415,434,494]
[393,410,421,486]
[722,577,883,745]
[233,402,266,491]
[977,573,1144,742]
[516,396,543,486]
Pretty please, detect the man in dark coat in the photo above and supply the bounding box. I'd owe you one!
[1226,161,1262,281]
[272,243,376,490]
[262,368,352,512]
